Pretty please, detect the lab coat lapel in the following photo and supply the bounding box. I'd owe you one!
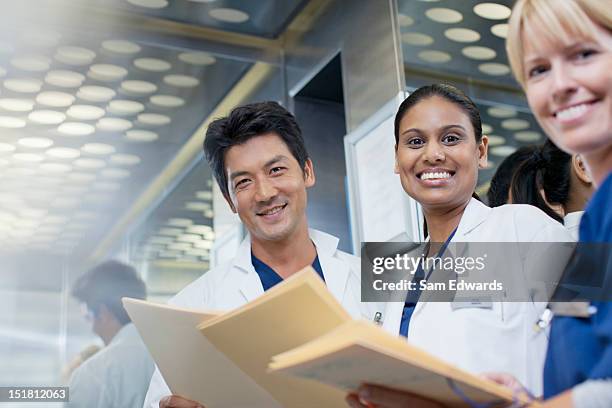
[233,234,265,302]
[310,229,350,304]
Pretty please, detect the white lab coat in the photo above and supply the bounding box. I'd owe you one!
[69,323,155,408]
[143,229,381,408]
[381,198,575,396]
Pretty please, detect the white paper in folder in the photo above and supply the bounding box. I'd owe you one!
[123,298,281,408]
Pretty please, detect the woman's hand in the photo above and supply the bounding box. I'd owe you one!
[346,384,445,408]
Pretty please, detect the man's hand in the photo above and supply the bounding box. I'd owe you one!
[346,385,445,408]
[159,395,204,408]
[481,372,530,396]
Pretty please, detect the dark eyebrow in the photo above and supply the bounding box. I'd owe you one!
[228,155,289,181]
[401,124,466,136]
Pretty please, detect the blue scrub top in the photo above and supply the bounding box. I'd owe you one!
[543,172,612,398]
[251,252,324,291]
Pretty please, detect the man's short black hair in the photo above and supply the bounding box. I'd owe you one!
[71,260,146,326]
[203,101,309,201]
[487,145,538,207]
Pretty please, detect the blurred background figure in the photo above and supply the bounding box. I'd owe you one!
[487,145,538,207]
[510,140,594,239]
[61,344,101,384]
[68,260,154,408]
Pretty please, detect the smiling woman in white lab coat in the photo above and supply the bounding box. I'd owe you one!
[348,84,574,408]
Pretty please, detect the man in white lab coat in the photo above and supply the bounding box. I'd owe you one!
[69,260,155,408]
[145,101,380,408]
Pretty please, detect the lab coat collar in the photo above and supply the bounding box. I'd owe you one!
[110,322,138,346]
[454,197,491,239]
[234,228,347,302]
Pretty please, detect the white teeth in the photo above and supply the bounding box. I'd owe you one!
[260,205,284,215]
[556,104,588,121]
[420,171,451,180]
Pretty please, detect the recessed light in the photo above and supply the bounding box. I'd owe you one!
[137,113,171,126]
[0,116,26,128]
[150,94,185,108]
[13,153,44,162]
[74,158,106,169]
[127,0,168,9]
[418,50,452,63]
[401,32,434,46]
[187,224,212,234]
[163,74,200,87]
[425,8,463,24]
[68,172,96,183]
[4,78,43,93]
[110,153,141,166]
[490,146,518,157]
[478,63,510,76]
[102,40,142,55]
[473,3,511,20]
[397,14,414,27]
[77,86,116,102]
[0,98,35,112]
[36,91,75,107]
[107,100,145,115]
[462,46,496,60]
[0,142,16,153]
[487,106,517,118]
[444,28,480,43]
[487,135,505,146]
[46,147,80,159]
[121,80,158,94]
[158,227,183,236]
[88,64,128,81]
[125,129,158,142]
[209,8,250,23]
[11,55,51,72]
[481,123,493,134]
[491,23,509,39]
[58,122,95,136]
[39,163,72,173]
[45,70,86,88]
[18,137,54,148]
[55,46,96,65]
[178,52,217,66]
[51,197,81,209]
[193,240,212,249]
[133,58,171,72]
[96,117,133,132]
[514,131,542,142]
[81,143,116,155]
[67,105,106,121]
[501,118,530,130]
[167,218,193,227]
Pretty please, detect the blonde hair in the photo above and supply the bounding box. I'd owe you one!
[507,0,612,87]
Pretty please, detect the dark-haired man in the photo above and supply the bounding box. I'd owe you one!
[69,260,154,408]
[144,102,381,408]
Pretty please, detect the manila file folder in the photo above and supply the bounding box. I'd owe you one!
[122,298,281,408]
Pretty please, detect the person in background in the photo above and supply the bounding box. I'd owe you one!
[487,145,537,207]
[484,0,612,406]
[510,140,594,239]
[61,344,101,384]
[69,260,154,408]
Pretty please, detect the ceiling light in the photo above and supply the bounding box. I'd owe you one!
[39,163,72,173]
[158,227,182,236]
[486,135,505,146]
[401,32,434,46]
[178,52,216,66]
[96,117,133,132]
[462,46,496,60]
[478,63,510,76]
[167,218,193,227]
[491,23,509,38]
[185,201,211,211]
[107,100,145,115]
[125,129,158,142]
[93,181,121,191]
[209,8,250,23]
[193,240,212,249]
[195,190,213,200]
[52,197,81,209]
[11,55,51,72]
[487,106,517,118]
[425,8,463,24]
[67,105,105,120]
[418,50,452,63]
[150,94,185,108]
[46,147,80,159]
[102,40,142,54]
[18,137,54,148]
[177,234,202,243]
[55,46,96,65]
[0,98,35,112]
[0,142,16,153]
[490,146,518,157]
[137,113,171,126]
[68,172,96,182]
[168,242,192,251]
[58,122,95,136]
[164,74,200,87]
[36,91,75,107]
[149,236,174,244]
[121,80,158,94]
[133,58,171,72]
[110,153,141,166]
[0,116,26,128]
[514,131,542,142]
[74,158,106,169]
[481,124,493,134]
[77,86,116,102]
[397,14,414,27]
[88,64,128,81]
[187,224,212,234]
[501,118,530,130]
[473,3,511,20]
[13,153,44,162]
[81,143,116,155]
[29,110,66,125]
[444,28,480,43]
[44,70,85,88]
[4,78,42,93]
[127,0,169,9]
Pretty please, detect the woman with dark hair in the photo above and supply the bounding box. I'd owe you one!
[487,145,538,207]
[347,84,573,408]
[510,140,594,238]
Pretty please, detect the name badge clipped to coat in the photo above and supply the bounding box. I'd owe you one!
[534,302,598,332]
